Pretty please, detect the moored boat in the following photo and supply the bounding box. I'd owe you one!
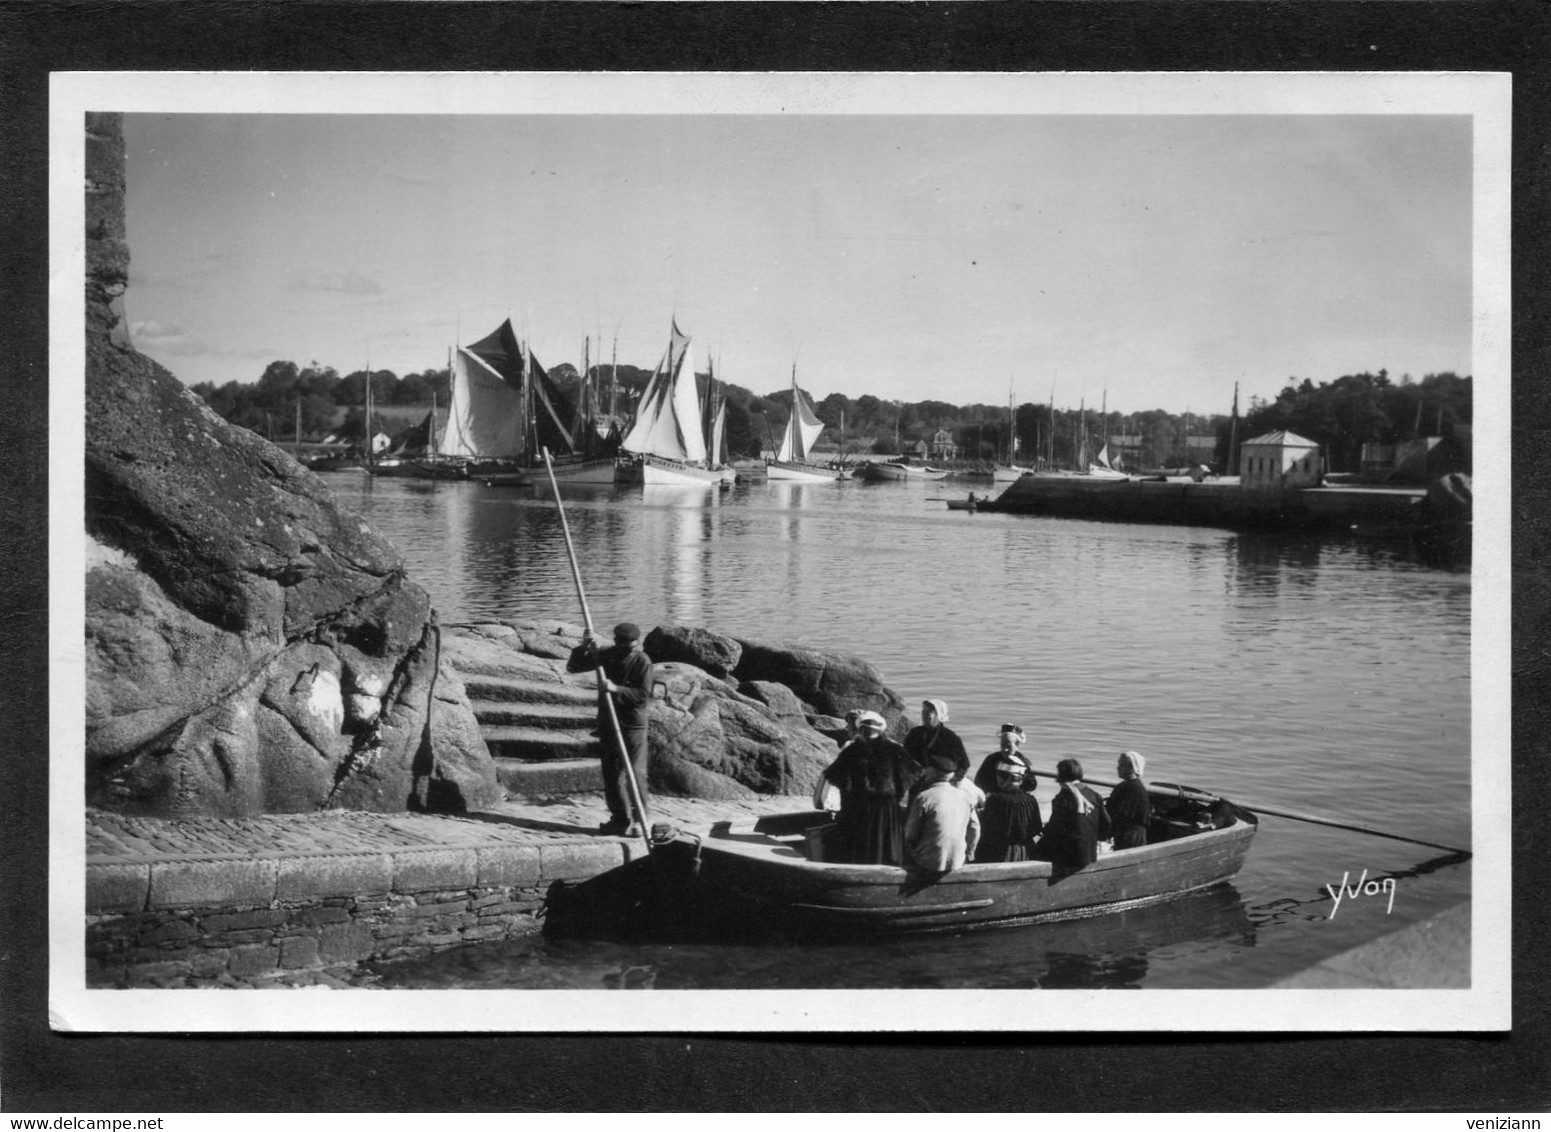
[765,364,835,482]
[651,789,1256,935]
[436,319,603,485]
[854,459,949,483]
[617,320,730,486]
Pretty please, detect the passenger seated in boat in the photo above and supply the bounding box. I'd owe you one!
[975,755,1043,862]
[817,710,912,865]
[903,752,981,877]
[904,699,969,794]
[1106,750,1151,849]
[972,724,1032,793]
[1033,758,1112,868]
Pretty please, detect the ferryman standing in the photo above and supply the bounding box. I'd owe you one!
[567,621,654,837]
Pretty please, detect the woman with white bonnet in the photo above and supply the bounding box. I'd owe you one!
[973,723,1031,794]
[903,699,969,791]
[1106,750,1151,849]
[816,710,912,865]
[974,750,1044,862]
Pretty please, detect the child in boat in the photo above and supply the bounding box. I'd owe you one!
[903,752,981,876]
[975,754,1044,862]
[1106,750,1151,849]
[818,710,912,865]
[1034,758,1112,867]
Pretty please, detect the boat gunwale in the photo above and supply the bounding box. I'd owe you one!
[681,810,1256,887]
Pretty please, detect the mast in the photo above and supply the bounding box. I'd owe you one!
[704,353,716,468]
[1100,389,1107,466]
[520,333,533,460]
[1008,384,1015,467]
[789,363,799,460]
[1047,382,1055,469]
[1078,395,1086,469]
[581,334,592,454]
[1228,381,1240,476]
[364,354,373,468]
[610,336,618,422]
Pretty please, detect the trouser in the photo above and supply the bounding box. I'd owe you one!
[602,725,649,825]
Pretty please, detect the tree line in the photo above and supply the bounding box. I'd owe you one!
[193,359,1471,471]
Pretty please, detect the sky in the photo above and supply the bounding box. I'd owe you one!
[120,87,1476,417]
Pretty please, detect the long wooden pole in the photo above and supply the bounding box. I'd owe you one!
[1030,771,1470,856]
[542,448,653,851]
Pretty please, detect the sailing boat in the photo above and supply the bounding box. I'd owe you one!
[765,364,833,481]
[434,319,591,485]
[1085,390,1127,480]
[616,319,727,486]
[704,354,734,486]
[992,386,1033,482]
[534,333,620,486]
[362,364,417,477]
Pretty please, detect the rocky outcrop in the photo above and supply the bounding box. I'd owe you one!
[643,625,742,681]
[731,637,909,735]
[83,112,499,818]
[443,622,908,801]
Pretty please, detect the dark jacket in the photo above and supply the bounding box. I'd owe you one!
[566,640,653,731]
[1039,783,1113,867]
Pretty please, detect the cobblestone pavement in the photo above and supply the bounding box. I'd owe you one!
[86,793,813,863]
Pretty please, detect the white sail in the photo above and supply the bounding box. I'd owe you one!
[437,347,526,459]
[776,372,824,463]
[711,401,728,467]
[621,321,706,465]
[670,337,707,465]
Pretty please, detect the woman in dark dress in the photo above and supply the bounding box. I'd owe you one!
[972,723,1032,794]
[1034,757,1112,867]
[819,711,912,865]
[975,755,1044,862]
[1106,750,1151,850]
[904,699,969,791]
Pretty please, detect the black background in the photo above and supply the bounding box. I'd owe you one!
[2,0,1547,1113]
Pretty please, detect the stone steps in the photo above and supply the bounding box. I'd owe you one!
[470,700,597,730]
[460,672,596,707]
[481,724,601,762]
[493,757,605,795]
[451,659,606,798]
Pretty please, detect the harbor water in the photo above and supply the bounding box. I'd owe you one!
[327,472,1474,990]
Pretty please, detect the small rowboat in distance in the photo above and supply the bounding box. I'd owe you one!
[651,788,1257,935]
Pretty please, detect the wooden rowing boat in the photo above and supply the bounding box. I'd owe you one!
[651,789,1257,935]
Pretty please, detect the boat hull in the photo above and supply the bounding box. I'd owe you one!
[618,454,726,486]
[854,461,949,483]
[541,458,621,485]
[765,460,837,482]
[659,807,1256,934]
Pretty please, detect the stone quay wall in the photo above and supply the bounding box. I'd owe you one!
[86,822,641,988]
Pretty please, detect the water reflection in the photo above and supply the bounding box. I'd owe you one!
[369,880,1257,991]
[327,474,1474,988]
[1229,531,1326,596]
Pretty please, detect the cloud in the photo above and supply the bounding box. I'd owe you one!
[292,270,384,296]
[130,320,210,357]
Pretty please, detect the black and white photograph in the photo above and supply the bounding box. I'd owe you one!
[51,70,1508,1035]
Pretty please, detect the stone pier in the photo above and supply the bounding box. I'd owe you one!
[85,794,808,988]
